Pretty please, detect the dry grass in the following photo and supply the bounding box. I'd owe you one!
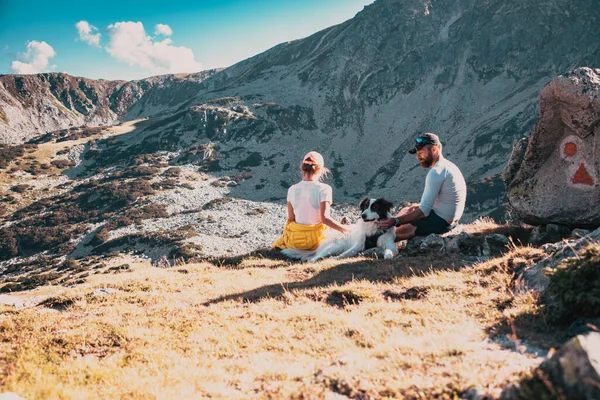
[458,217,534,245]
[0,246,558,399]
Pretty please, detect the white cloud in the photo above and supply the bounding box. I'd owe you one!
[154,24,173,36]
[10,41,56,74]
[76,20,101,47]
[106,21,202,74]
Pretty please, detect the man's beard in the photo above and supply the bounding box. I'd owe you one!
[419,154,435,168]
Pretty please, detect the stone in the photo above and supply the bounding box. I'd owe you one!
[504,67,600,228]
[405,236,425,254]
[501,332,600,400]
[567,318,600,337]
[529,224,571,246]
[419,234,446,252]
[541,242,563,255]
[514,227,600,294]
[446,232,486,256]
[485,233,511,256]
[501,137,529,187]
[446,232,472,253]
[571,228,592,238]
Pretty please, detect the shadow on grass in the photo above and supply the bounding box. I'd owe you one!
[486,304,600,353]
[206,248,290,268]
[203,252,467,305]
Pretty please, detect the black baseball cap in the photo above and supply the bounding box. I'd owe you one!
[408,133,441,154]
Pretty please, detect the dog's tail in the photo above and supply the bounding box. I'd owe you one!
[281,248,316,260]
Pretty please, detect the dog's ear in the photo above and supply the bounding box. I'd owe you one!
[378,198,394,212]
[359,197,371,211]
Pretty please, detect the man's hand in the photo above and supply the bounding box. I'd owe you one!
[377,218,396,230]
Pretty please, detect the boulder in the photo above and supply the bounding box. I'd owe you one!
[504,67,600,228]
[501,332,600,400]
[571,228,592,239]
[446,232,486,256]
[485,233,511,256]
[403,234,446,255]
[405,232,509,257]
[514,227,600,294]
[529,224,571,246]
[405,234,446,254]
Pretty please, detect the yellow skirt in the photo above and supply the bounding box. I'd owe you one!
[272,220,328,251]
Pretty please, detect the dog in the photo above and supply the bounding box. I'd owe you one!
[281,197,398,262]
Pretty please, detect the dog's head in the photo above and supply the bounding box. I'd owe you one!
[359,197,394,222]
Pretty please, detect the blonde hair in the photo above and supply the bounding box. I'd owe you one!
[300,162,330,182]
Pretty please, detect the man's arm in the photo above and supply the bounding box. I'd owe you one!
[378,170,444,230]
[377,205,425,229]
[418,169,444,217]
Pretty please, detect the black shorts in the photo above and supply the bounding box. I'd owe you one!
[410,210,451,237]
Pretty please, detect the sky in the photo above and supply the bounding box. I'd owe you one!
[0,0,374,81]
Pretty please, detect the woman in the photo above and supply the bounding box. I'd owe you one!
[272,151,349,251]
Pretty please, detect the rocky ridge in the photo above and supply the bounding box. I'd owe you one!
[0,0,598,221]
[0,71,219,144]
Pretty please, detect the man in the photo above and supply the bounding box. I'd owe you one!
[378,133,466,240]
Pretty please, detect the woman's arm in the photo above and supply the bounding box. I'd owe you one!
[320,202,349,233]
[287,202,296,222]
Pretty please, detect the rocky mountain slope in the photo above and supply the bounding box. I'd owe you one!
[1,0,599,220]
[0,71,219,144]
[186,0,599,215]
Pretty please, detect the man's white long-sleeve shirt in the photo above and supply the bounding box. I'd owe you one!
[418,157,467,223]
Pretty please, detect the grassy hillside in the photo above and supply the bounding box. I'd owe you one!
[0,244,570,399]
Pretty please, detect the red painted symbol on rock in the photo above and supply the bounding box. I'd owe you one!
[572,163,594,186]
[564,142,577,157]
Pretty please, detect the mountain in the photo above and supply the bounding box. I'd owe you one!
[0,71,219,144]
[1,0,599,220]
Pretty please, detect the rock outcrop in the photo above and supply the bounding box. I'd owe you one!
[514,227,600,295]
[0,71,218,144]
[402,230,511,258]
[505,68,600,228]
[501,332,600,400]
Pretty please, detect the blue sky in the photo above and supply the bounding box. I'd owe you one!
[0,0,373,81]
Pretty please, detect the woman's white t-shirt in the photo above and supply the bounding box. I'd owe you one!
[287,181,333,225]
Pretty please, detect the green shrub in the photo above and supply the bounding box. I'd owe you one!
[169,243,204,262]
[51,159,75,169]
[0,228,19,260]
[128,204,168,220]
[10,184,31,193]
[0,145,26,168]
[163,167,181,177]
[152,178,178,190]
[545,244,600,323]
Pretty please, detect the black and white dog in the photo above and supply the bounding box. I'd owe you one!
[282,197,398,262]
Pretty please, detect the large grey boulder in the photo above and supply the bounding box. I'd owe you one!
[501,332,600,400]
[505,67,600,228]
